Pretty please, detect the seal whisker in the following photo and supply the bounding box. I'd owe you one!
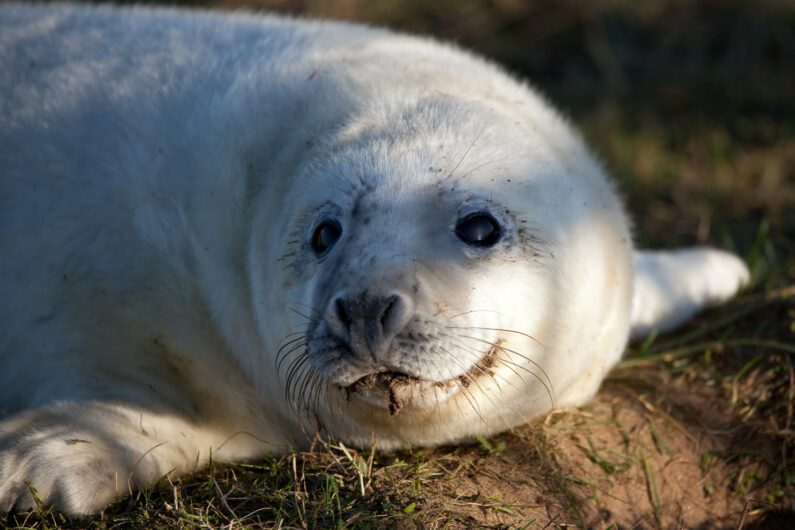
[324,374,344,417]
[453,153,518,182]
[287,307,314,322]
[279,330,308,340]
[421,354,471,420]
[276,332,306,352]
[454,332,555,403]
[313,165,359,195]
[443,341,540,433]
[446,325,546,348]
[426,355,465,419]
[444,309,504,320]
[456,334,555,408]
[437,345,490,394]
[459,383,486,424]
[447,338,524,397]
[321,182,353,195]
[493,353,555,409]
[491,358,528,387]
[276,339,308,376]
[310,373,326,418]
[293,367,318,439]
[284,356,304,406]
[303,368,321,413]
[303,371,316,413]
[433,353,486,424]
[439,334,522,395]
[296,364,317,415]
[276,329,308,348]
[491,346,556,405]
[294,361,311,408]
[289,302,322,317]
[284,353,310,407]
[275,336,307,372]
[283,349,307,382]
[297,368,324,428]
[442,127,485,182]
[441,345,504,408]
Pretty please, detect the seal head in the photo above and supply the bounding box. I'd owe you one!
[252,94,634,448]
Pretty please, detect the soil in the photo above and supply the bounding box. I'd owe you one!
[386,369,791,528]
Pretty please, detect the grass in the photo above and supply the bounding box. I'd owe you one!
[4,0,795,528]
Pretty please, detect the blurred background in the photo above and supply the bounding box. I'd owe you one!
[104,0,794,280]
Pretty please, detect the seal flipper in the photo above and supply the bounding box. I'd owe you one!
[630,248,750,339]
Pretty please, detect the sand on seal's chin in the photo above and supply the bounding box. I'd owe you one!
[341,340,504,415]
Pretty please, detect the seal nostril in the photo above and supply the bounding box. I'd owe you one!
[335,298,352,329]
[380,296,398,330]
[379,295,406,337]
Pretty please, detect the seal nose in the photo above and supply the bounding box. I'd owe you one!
[327,291,414,358]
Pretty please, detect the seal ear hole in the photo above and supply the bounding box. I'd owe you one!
[455,213,501,247]
[312,220,342,256]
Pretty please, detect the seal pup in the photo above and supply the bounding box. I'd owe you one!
[0,4,749,514]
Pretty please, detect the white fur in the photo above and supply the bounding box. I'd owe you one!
[0,4,748,514]
[631,249,750,339]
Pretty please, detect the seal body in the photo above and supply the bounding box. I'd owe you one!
[0,4,749,514]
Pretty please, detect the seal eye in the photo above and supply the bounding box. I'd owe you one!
[311,221,342,256]
[455,213,501,247]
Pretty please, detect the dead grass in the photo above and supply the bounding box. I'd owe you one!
[4,0,794,528]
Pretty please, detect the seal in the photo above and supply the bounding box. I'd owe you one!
[0,4,750,515]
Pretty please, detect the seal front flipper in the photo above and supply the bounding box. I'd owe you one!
[629,248,750,339]
[0,403,219,515]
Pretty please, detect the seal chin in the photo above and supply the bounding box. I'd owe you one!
[343,374,460,415]
[338,340,503,415]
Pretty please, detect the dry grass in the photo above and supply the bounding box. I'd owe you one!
[4,0,794,528]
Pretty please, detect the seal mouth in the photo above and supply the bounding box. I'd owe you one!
[341,339,503,415]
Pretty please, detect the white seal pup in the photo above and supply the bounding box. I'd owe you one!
[0,4,749,515]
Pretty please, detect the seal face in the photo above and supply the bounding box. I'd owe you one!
[296,148,541,414]
[0,4,748,515]
[257,92,634,444]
